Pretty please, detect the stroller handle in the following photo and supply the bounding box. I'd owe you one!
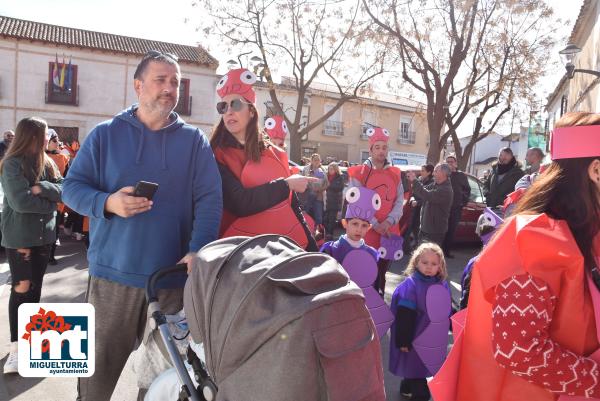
[145,263,188,304]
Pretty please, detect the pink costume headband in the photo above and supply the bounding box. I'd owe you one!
[550,125,600,160]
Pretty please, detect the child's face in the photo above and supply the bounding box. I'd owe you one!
[416,250,441,277]
[345,218,370,241]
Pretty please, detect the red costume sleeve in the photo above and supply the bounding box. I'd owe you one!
[492,273,600,398]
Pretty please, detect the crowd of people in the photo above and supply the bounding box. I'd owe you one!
[0,49,599,401]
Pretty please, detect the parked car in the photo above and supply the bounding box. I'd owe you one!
[397,165,486,249]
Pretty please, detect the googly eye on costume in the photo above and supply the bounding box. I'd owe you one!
[345,187,361,203]
[265,118,276,129]
[366,128,375,136]
[240,70,257,85]
[371,193,382,210]
[216,74,228,90]
[393,249,404,261]
[482,212,495,225]
[378,247,387,259]
[282,121,289,133]
[383,129,390,136]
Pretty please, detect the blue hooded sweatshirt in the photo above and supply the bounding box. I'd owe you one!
[62,106,223,288]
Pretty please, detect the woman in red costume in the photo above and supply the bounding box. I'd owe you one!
[430,111,600,401]
[348,127,404,295]
[209,68,318,250]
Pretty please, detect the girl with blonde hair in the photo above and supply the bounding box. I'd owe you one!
[389,242,451,401]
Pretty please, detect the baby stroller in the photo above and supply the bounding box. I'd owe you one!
[146,265,217,401]
[148,234,386,401]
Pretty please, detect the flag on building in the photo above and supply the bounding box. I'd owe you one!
[527,111,547,150]
[59,56,66,89]
[52,54,60,88]
[64,57,72,92]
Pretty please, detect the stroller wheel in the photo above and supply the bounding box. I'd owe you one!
[202,382,217,401]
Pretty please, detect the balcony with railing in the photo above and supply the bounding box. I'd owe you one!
[323,120,344,136]
[360,123,374,140]
[397,129,416,144]
[45,82,79,106]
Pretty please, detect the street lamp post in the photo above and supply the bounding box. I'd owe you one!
[226,54,265,80]
[559,43,600,79]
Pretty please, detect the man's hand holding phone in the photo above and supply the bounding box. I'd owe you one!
[105,186,153,218]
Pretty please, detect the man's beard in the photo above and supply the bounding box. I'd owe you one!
[144,95,177,118]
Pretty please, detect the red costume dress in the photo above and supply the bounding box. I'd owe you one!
[347,163,402,249]
[214,145,311,249]
[430,213,600,401]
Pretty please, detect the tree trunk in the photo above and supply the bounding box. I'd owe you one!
[457,154,469,171]
[426,114,445,164]
[426,142,440,165]
[289,129,302,163]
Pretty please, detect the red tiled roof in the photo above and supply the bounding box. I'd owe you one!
[0,15,218,68]
[569,0,593,43]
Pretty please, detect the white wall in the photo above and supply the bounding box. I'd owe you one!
[0,38,217,141]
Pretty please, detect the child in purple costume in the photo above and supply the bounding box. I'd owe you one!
[320,186,395,337]
[319,224,378,264]
[459,207,503,309]
[320,186,380,267]
[389,242,451,401]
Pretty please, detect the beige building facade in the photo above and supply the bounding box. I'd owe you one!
[255,82,428,165]
[0,15,218,144]
[305,93,428,165]
[547,0,600,126]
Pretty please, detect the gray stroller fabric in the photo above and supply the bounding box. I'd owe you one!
[184,235,386,401]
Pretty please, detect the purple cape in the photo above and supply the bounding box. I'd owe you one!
[389,272,451,378]
[320,236,393,337]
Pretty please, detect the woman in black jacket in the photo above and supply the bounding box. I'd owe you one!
[210,68,318,250]
[408,164,434,245]
[1,117,62,374]
[323,162,344,240]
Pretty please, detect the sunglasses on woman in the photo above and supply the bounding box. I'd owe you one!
[216,99,251,115]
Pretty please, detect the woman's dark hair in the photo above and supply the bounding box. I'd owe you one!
[499,147,514,156]
[514,112,600,270]
[0,117,60,182]
[422,164,434,174]
[209,103,263,162]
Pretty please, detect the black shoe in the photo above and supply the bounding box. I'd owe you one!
[48,257,57,265]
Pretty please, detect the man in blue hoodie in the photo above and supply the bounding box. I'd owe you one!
[63,51,222,401]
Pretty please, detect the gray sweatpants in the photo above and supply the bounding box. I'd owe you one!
[76,276,183,401]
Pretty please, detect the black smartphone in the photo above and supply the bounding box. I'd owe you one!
[132,181,159,200]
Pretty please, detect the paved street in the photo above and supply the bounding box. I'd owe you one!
[0,235,477,401]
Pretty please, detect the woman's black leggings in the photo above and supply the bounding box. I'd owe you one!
[7,245,51,342]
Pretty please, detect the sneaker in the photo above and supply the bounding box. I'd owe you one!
[55,238,61,246]
[3,342,18,374]
[74,233,83,241]
[48,257,57,266]
[63,227,72,236]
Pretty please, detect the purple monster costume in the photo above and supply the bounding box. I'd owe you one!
[319,186,395,337]
[378,234,404,262]
[389,271,451,378]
